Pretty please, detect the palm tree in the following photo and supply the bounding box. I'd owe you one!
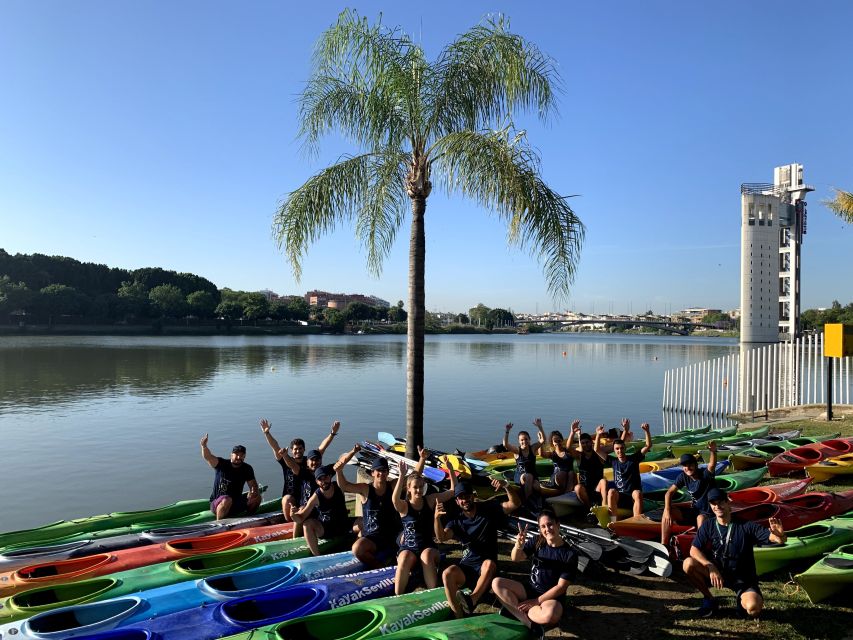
[274,10,583,457]
[826,188,853,223]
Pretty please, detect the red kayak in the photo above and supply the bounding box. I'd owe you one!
[768,438,853,477]
[726,478,813,507]
[781,490,853,519]
[0,522,294,597]
[609,513,694,540]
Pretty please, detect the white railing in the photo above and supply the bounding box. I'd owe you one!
[662,333,853,418]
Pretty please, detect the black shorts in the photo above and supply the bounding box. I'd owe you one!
[616,492,638,509]
[677,505,713,524]
[722,574,762,600]
[457,558,494,589]
[525,584,568,610]
[315,516,355,539]
[210,494,248,517]
[362,532,397,549]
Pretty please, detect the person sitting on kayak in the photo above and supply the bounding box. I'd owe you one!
[259,418,339,524]
[595,420,652,522]
[502,420,546,504]
[545,425,575,493]
[565,422,607,507]
[660,442,718,546]
[291,464,353,555]
[492,510,577,640]
[684,487,786,618]
[392,457,457,594]
[335,445,402,567]
[435,478,521,619]
[201,434,261,520]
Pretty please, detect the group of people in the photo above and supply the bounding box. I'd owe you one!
[201,416,787,630]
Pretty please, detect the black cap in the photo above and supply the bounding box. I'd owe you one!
[370,457,389,471]
[455,481,474,497]
[679,453,697,466]
[315,464,334,481]
[707,488,728,503]
[305,449,322,460]
[232,445,247,454]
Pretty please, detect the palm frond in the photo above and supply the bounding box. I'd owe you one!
[825,188,853,223]
[273,151,408,281]
[431,128,583,300]
[427,14,560,138]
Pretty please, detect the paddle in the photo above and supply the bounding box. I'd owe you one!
[506,516,605,562]
[377,432,490,472]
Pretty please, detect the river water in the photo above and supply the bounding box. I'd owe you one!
[0,333,737,530]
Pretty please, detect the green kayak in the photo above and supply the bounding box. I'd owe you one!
[0,494,279,552]
[651,426,738,454]
[669,427,768,458]
[0,537,336,623]
[712,466,767,492]
[795,543,853,603]
[378,613,529,640]
[651,424,711,445]
[754,522,853,576]
[221,586,453,639]
[729,434,842,471]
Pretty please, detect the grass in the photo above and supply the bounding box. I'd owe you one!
[478,414,853,639]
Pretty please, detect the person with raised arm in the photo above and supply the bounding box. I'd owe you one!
[492,510,578,640]
[595,420,652,521]
[502,420,546,503]
[335,444,401,567]
[661,441,718,546]
[259,418,340,522]
[544,423,575,493]
[435,477,521,619]
[565,422,607,507]
[392,456,456,594]
[200,434,261,520]
[291,463,353,555]
[684,488,786,618]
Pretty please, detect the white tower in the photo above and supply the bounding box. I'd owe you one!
[738,164,813,411]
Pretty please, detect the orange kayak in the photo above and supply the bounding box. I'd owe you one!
[0,522,294,597]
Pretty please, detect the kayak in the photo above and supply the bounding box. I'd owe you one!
[0,523,295,597]
[0,492,277,550]
[650,426,738,453]
[711,467,767,493]
[11,567,397,640]
[0,538,340,624]
[0,513,287,573]
[220,586,453,639]
[768,438,853,477]
[355,442,446,483]
[650,424,711,444]
[376,432,489,474]
[0,549,358,626]
[806,453,853,483]
[608,511,694,540]
[669,428,768,458]
[603,461,662,480]
[727,478,812,506]
[728,435,841,471]
[378,613,529,640]
[640,461,730,494]
[755,522,853,575]
[795,543,853,603]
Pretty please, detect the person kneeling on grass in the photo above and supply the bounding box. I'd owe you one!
[492,510,577,640]
[435,478,520,619]
[683,487,786,619]
[291,464,353,556]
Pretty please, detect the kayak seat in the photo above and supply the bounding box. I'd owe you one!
[26,565,61,578]
[274,607,380,639]
[27,609,79,633]
[823,557,853,569]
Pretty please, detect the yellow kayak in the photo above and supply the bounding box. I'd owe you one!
[806,453,853,483]
[387,443,472,479]
[604,461,661,480]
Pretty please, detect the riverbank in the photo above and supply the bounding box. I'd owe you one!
[518,413,853,639]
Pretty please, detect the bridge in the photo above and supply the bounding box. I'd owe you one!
[515,318,724,336]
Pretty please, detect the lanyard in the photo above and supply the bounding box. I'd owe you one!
[715,520,734,558]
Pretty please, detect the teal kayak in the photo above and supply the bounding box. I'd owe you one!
[754,522,853,576]
[668,427,765,458]
[0,537,339,623]
[378,613,529,639]
[795,543,853,603]
[0,495,280,553]
[221,586,453,639]
[651,426,738,453]
[651,424,711,444]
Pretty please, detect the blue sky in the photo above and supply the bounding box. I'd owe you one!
[1,1,850,314]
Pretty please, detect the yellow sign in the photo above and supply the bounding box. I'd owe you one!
[825,323,853,358]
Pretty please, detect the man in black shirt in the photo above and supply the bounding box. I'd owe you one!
[201,434,261,519]
[685,488,786,618]
[435,479,520,618]
[595,420,652,521]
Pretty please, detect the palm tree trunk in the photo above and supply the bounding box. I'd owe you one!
[405,195,426,459]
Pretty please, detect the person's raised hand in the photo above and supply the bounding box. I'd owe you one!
[640,423,651,433]
[516,522,528,548]
[505,422,514,433]
[621,418,631,431]
[398,460,409,477]
[260,419,271,434]
[708,440,717,453]
[200,433,209,447]
[571,420,581,434]
[595,425,606,436]
[331,421,341,435]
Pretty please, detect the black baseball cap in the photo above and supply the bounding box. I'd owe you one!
[232,445,247,454]
[305,449,322,460]
[707,488,728,503]
[315,465,334,481]
[370,457,389,471]
[455,481,474,497]
[679,453,697,466]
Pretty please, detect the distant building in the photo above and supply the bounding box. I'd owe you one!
[304,290,391,309]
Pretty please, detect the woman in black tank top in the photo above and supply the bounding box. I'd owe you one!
[502,420,546,501]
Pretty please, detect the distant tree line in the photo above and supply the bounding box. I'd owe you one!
[801,301,853,331]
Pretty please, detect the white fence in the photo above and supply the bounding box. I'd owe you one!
[662,333,853,417]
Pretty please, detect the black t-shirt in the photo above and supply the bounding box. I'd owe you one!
[210,457,255,501]
[692,517,771,583]
[278,457,305,498]
[578,452,604,488]
[612,451,644,494]
[522,539,577,596]
[447,500,507,567]
[675,468,717,511]
[314,483,349,525]
[299,468,318,507]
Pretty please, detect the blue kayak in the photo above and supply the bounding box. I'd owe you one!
[640,460,729,493]
[32,567,396,640]
[0,552,363,636]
